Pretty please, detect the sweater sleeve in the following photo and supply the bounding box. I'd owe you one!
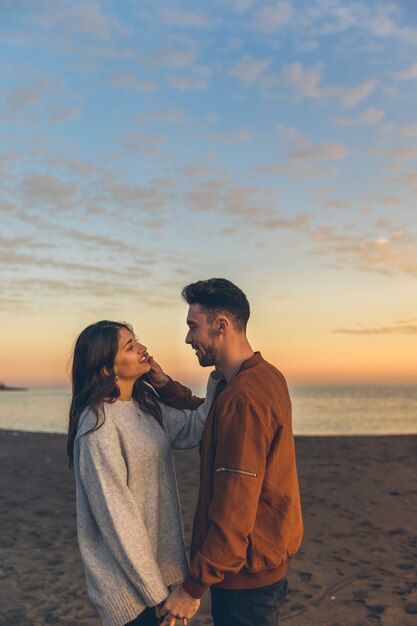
[156,378,205,410]
[158,375,220,450]
[76,420,169,606]
[182,398,274,599]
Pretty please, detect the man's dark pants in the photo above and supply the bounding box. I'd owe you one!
[211,578,288,626]
[125,607,160,625]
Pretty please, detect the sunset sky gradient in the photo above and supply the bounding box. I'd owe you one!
[1,1,416,387]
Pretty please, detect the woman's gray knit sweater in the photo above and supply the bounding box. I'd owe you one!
[73,374,218,626]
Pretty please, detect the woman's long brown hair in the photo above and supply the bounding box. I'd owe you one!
[67,320,162,467]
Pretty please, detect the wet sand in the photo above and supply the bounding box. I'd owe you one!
[0,430,416,625]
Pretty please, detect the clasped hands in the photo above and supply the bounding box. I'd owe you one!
[156,584,200,626]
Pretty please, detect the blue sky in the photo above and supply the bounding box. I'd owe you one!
[1,1,416,385]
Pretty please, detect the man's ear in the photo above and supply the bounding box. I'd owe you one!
[215,316,229,334]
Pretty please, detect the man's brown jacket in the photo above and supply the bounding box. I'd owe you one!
[157,352,303,598]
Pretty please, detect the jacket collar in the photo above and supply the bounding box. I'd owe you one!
[232,351,262,381]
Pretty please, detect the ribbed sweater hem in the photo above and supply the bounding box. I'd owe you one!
[101,584,168,626]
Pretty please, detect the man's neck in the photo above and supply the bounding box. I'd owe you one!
[216,341,255,384]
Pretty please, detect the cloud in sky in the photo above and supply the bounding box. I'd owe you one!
[252,2,294,34]
[381,146,417,160]
[169,73,210,91]
[108,74,157,92]
[256,161,339,180]
[230,55,271,82]
[379,197,402,206]
[138,109,185,125]
[22,0,115,38]
[102,180,172,211]
[334,322,417,335]
[252,213,311,231]
[0,235,56,252]
[334,107,385,127]
[277,126,349,162]
[21,174,77,207]
[286,141,349,161]
[260,62,378,107]
[390,172,417,187]
[64,1,119,39]
[259,62,324,100]
[162,9,213,29]
[208,128,252,145]
[311,228,417,278]
[336,79,378,107]
[277,125,310,149]
[297,1,417,45]
[1,71,65,122]
[50,105,81,124]
[146,46,198,69]
[400,125,417,137]
[299,2,359,35]
[282,62,323,99]
[392,62,417,81]
[318,199,347,210]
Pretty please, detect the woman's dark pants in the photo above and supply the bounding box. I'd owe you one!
[125,606,160,626]
[211,578,288,626]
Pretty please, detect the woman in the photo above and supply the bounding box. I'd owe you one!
[67,320,218,626]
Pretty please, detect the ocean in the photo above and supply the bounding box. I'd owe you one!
[0,384,416,436]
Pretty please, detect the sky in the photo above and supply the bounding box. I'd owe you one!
[1,0,416,387]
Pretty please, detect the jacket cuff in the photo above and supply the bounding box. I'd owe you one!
[155,377,177,399]
[182,575,209,599]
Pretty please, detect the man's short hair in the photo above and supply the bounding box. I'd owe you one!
[182,278,250,332]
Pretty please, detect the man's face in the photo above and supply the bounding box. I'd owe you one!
[185,304,218,367]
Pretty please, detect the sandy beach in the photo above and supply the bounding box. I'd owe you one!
[0,430,416,626]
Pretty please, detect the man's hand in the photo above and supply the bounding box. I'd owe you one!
[146,355,169,388]
[159,585,200,625]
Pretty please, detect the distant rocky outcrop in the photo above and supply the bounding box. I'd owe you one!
[0,381,28,391]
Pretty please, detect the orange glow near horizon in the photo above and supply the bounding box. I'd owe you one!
[2,308,416,388]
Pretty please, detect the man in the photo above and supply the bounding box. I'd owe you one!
[157,278,303,626]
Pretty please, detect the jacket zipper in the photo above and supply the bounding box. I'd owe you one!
[215,467,257,477]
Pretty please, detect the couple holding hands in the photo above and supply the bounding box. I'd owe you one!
[67,278,303,626]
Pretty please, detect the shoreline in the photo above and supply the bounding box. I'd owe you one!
[0,430,416,625]
[2,427,417,438]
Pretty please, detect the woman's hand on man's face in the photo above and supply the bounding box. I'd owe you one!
[146,355,170,388]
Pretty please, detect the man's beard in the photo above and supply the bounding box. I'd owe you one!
[197,342,217,367]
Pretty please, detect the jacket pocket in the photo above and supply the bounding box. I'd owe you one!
[246,494,292,571]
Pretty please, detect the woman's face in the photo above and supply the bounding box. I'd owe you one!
[113,327,151,382]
